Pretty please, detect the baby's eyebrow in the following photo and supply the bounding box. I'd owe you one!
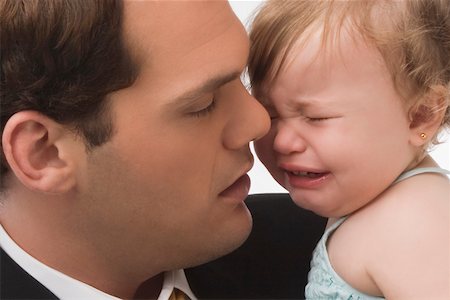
[291,96,331,110]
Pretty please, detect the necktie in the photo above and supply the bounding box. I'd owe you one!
[168,288,190,300]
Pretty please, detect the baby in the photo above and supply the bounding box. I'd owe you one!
[248,0,449,299]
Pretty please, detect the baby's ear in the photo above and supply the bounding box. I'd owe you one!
[408,85,449,147]
[2,111,84,193]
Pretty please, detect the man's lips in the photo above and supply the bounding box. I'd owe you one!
[218,174,251,203]
[218,156,254,203]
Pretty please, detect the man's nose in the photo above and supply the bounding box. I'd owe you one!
[222,85,270,150]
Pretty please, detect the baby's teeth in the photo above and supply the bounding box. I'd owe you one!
[292,171,308,176]
[291,171,323,178]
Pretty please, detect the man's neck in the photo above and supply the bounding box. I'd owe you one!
[0,189,160,299]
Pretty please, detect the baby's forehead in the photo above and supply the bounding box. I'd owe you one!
[279,24,384,79]
[254,25,392,105]
[249,0,403,98]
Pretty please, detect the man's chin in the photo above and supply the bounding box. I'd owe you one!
[187,214,253,268]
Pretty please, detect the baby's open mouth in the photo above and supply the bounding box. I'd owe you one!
[289,171,326,178]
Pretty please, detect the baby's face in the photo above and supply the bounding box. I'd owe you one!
[254,28,417,218]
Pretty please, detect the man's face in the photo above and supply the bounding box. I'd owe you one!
[75,0,269,278]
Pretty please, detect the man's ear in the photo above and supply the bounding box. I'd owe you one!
[2,111,84,193]
[409,85,449,147]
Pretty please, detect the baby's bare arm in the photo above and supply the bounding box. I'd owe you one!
[367,173,449,299]
[328,172,449,299]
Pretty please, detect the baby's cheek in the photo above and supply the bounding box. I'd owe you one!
[254,137,278,173]
[254,134,270,155]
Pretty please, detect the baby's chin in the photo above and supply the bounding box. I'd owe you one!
[286,191,341,218]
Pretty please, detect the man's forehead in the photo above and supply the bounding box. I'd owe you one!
[122,0,240,68]
[122,0,231,39]
[116,0,250,107]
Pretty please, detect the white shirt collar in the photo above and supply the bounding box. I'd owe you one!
[0,224,197,300]
[160,269,197,300]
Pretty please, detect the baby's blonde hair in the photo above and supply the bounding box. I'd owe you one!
[248,0,450,145]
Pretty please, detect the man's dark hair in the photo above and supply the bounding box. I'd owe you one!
[0,0,139,187]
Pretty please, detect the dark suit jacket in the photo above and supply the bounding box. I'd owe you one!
[1,194,326,300]
[0,247,58,299]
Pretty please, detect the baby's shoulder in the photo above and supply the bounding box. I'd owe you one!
[346,172,449,298]
[368,171,449,228]
[327,172,449,297]
[354,171,449,246]
[386,170,449,204]
[346,169,446,216]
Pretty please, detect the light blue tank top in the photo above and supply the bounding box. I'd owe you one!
[305,167,450,300]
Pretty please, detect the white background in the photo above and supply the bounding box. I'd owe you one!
[229,0,450,194]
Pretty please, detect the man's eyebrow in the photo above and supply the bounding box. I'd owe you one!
[171,71,241,106]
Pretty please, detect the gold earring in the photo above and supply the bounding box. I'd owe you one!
[420,133,427,139]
